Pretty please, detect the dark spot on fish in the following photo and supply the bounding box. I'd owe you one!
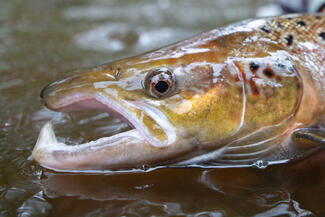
[277,22,283,28]
[250,79,259,96]
[277,63,285,68]
[115,67,121,79]
[319,32,325,40]
[249,62,259,72]
[261,25,271,33]
[285,35,293,46]
[263,68,275,78]
[315,15,321,19]
[297,21,306,26]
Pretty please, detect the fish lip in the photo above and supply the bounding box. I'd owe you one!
[42,91,173,148]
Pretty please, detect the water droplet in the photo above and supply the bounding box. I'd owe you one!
[252,160,268,169]
[140,164,150,171]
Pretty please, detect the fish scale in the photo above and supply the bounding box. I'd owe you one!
[260,14,325,48]
[259,14,325,97]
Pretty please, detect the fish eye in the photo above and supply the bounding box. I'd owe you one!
[144,67,176,98]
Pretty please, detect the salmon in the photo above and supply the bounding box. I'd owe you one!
[32,14,325,172]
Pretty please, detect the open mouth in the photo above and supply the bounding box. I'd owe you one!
[32,87,177,172]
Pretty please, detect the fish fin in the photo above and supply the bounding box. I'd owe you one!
[209,136,281,168]
[291,127,325,149]
[177,126,325,169]
[211,127,325,168]
[177,134,284,168]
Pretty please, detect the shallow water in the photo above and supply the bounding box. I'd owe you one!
[1,0,325,216]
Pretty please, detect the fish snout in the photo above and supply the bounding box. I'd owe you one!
[39,79,72,111]
[39,66,119,112]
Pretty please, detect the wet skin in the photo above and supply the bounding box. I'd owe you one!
[32,14,325,172]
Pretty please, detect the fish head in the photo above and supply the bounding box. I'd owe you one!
[34,30,302,171]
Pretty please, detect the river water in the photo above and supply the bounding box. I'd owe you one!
[1,0,325,216]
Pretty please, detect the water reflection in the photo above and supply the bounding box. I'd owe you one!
[42,160,325,216]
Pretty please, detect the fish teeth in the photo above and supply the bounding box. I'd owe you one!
[38,122,58,144]
[32,121,64,162]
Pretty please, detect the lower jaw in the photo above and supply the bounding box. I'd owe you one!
[32,122,153,172]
